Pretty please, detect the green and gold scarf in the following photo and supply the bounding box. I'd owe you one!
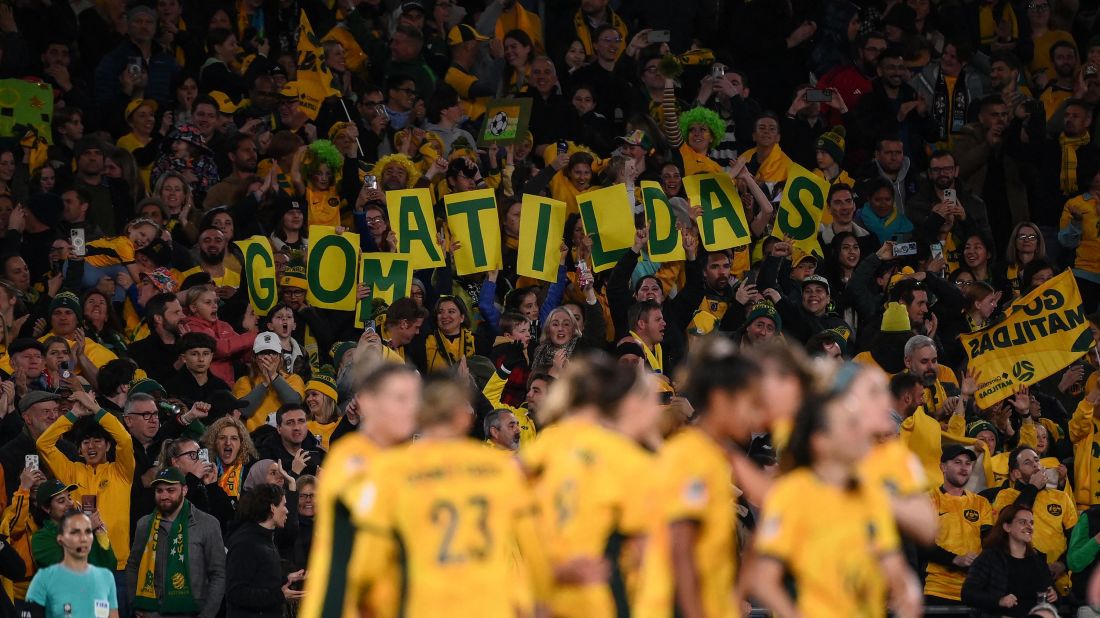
[134,500,198,614]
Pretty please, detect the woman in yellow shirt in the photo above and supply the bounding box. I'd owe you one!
[233,332,306,432]
[303,367,338,451]
[116,99,164,192]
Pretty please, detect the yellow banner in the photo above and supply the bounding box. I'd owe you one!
[445,188,502,275]
[577,183,634,273]
[518,194,566,282]
[962,270,1092,408]
[777,162,829,258]
[356,253,412,327]
[683,173,751,251]
[387,188,445,270]
[640,181,685,262]
[235,236,277,316]
[295,11,341,120]
[306,225,360,311]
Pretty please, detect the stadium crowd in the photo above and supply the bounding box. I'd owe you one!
[7,0,1100,616]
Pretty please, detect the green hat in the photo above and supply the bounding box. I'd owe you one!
[329,341,356,365]
[305,365,338,402]
[49,291,81,315]
[966,420,999,449]
[745,300,782,331]
[815,126,846,163]
[151,467,186,486]
[35,478,76,507]
[128,377,166,397]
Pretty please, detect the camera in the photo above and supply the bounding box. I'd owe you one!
[892,242,918,257]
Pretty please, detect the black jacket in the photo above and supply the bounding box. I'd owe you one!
[128,332,181,385]
[225,521,287,618]
[962,547,1052,617]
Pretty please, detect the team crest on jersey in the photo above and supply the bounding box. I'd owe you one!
[683,478,707,506]
[709,301,719,313]
[963,509,980,523]
[1048,504,1063,517]
[328,197,340,207]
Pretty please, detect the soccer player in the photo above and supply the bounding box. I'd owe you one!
[751,363,922,618]
[299,363,421,618]
[522,352,662,617]
[351,376,553,618]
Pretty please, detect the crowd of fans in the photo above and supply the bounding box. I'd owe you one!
[5,0,1100,616]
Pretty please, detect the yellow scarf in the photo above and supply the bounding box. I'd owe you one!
[496,4,542,52]
[425,328,474,373]
[738,145,790,183]
[1060,132,1091,194]
[218,461,244,497]
[629,330,664,375]
[573,10,628,59]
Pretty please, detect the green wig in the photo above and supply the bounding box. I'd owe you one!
[679,106,725,149]
[302,139,344,178]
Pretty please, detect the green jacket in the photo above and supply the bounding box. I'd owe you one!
[31,518,117,570]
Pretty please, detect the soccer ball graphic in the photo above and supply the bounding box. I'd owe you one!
[487,111,510,136]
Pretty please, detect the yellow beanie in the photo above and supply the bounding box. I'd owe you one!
[881,302,911,333]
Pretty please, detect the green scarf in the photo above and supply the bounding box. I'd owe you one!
[134,500,198,614]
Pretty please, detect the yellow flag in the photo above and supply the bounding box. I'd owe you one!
[295,11,341,120]
[962,270,1092,408]
[306,225,360,311]
[445,188,502,276]
[387,188,445,270]
[518,194,566,282]
[683,173,751,251]
[356,253,413,327]
[640,181,685,263]
[577,183,634,273]
[776,162,829,257]
[235,236,278,316]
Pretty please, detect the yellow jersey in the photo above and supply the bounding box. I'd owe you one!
[179,265,241,289]
[84,236,136,268]
[306,420,338,451]
[925,487,993,600]
[233,374,306,432]
[307,185,342,228]
[445,64,489,121]
[524,419,654,618]
[860,438,929,500]
[990,485,1077,564]
[650,427,737,618]
[756,469,900,618]
[1062,193,1100,275]
[352,439,551,618]
[300,433,394,618]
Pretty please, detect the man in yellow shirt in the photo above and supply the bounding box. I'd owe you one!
[179,227,241,291]
[925,445,993,605]
[985,446,1076,586]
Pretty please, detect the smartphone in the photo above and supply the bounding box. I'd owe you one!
[198,448,209,463]
[364,175,378,190]
[930,242,944,261]
[375,104,389,121]
[892,242,918,257]
[557,140,568,155]
[70,228,85,257]
[649,29,671,43]
[24,455,38,471]
[1043,467,1060,489]
[805,89,832,103]
[81,495,97,514]
[943,188,957,203]
[711,64,725,80]
[126,56,143,77]
[59,360,72,380]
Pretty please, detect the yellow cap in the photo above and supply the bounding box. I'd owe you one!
[124,98,157,119]
[447,24,489,46]
[208,91,238,114]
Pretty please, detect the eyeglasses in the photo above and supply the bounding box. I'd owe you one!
[366,216,386,224]
[126,412,158,421]
[1017,233,1038,241]
[176,450,199,461]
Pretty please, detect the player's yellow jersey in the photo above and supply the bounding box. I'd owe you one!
[300,433,393,618]
[646,426,737,618]
[859,438,929,499]
[526,418,654,618]
[925,488,993,600]
[755,469,900,618]
[353,438,551,618]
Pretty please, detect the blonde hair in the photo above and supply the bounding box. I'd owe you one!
[417,377,470,428]
[201,416,258,466]
[183,284,216,312]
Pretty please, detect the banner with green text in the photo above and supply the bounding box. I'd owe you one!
[577,183,634,273]
[962,270,1092,408]
[387,188,445,270]
[307,226,360,311]
[235,236,278,316]
[356,253,413,327]
[517,194,566,282]
[776,162,829,258]
[445,188,502,275]
[641,181,685,262]
[682,173,751,251]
